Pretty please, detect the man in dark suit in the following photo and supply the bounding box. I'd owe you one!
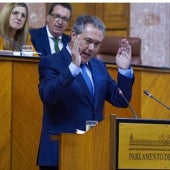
[37,15,135,170]
[30,3,71,57]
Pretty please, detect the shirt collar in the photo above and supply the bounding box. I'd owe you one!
[66,43,71,55]
[46,25,62,40]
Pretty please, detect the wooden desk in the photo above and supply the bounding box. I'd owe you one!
[0,55,41,170]
[0,55,169,170]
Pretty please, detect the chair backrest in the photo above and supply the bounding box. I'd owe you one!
[97,36,142,65]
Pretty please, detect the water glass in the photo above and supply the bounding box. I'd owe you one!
[86,120,98,131]
[22,45,33,56]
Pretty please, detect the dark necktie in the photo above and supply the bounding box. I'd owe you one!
[52,38,59,52]
[81,64,94,96]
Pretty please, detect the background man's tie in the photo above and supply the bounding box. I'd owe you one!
[52,38,59,52]
[81,64,94,96]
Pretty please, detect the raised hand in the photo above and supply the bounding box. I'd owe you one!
[116,39,131,69]
[70,35,82,66]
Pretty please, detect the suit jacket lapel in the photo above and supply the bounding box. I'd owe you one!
[62,34,70,46]
[40,27,51,55]
[59,48,94,105]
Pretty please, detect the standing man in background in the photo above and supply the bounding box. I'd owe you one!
[30,3,72,56]
[37,14,134,170]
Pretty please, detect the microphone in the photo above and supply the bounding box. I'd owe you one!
[144,90,170,110]
[0,34,22,55]
[118,88,138,118]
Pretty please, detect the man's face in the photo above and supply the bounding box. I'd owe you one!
[71,24,104,63]
[47,5,71,37]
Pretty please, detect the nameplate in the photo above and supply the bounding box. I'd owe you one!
[117,119,170,169]
[0,50,13,56]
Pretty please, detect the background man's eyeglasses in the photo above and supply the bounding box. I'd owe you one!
[50,13,69,23]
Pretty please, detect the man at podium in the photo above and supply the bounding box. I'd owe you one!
[37,14,134,170]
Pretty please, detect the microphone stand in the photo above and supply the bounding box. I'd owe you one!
[0,34,22,56]
[144,90,170,111]
[118,88,138,118]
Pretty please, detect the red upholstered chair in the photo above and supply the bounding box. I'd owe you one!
[97,36,142,65]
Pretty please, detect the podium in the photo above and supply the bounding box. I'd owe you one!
[59,115,116,170]
[59,115,170,170]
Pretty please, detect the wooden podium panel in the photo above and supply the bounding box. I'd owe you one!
[59,115,116,170]
[59,116,170,170]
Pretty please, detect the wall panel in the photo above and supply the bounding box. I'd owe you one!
[0,61,12,170]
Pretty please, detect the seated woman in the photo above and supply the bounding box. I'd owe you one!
[0,3,38,57]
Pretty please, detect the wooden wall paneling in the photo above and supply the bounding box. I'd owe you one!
[71,3,95,19]
[141,70,170,119]
[95,3,130,36]
[0,61,12,170]
[104,65,170,120]
[65,3,129,36]
[11,61,42,170]
[65,3,96,34]
[104,64,141,119]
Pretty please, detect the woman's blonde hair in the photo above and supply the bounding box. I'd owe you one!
[0,3,29,50]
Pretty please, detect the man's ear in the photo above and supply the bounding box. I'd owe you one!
[70,31,77,41]
[46,15,50,22]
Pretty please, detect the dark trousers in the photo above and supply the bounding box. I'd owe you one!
[39,166,58,170]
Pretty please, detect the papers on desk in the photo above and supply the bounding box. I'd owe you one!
[75,129,86,134]
[0,50,41,56]
[0,50,13,56]
[13,51,21,56]
[14,51,41,56]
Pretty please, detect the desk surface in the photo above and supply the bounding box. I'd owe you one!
[0,54,170,72]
